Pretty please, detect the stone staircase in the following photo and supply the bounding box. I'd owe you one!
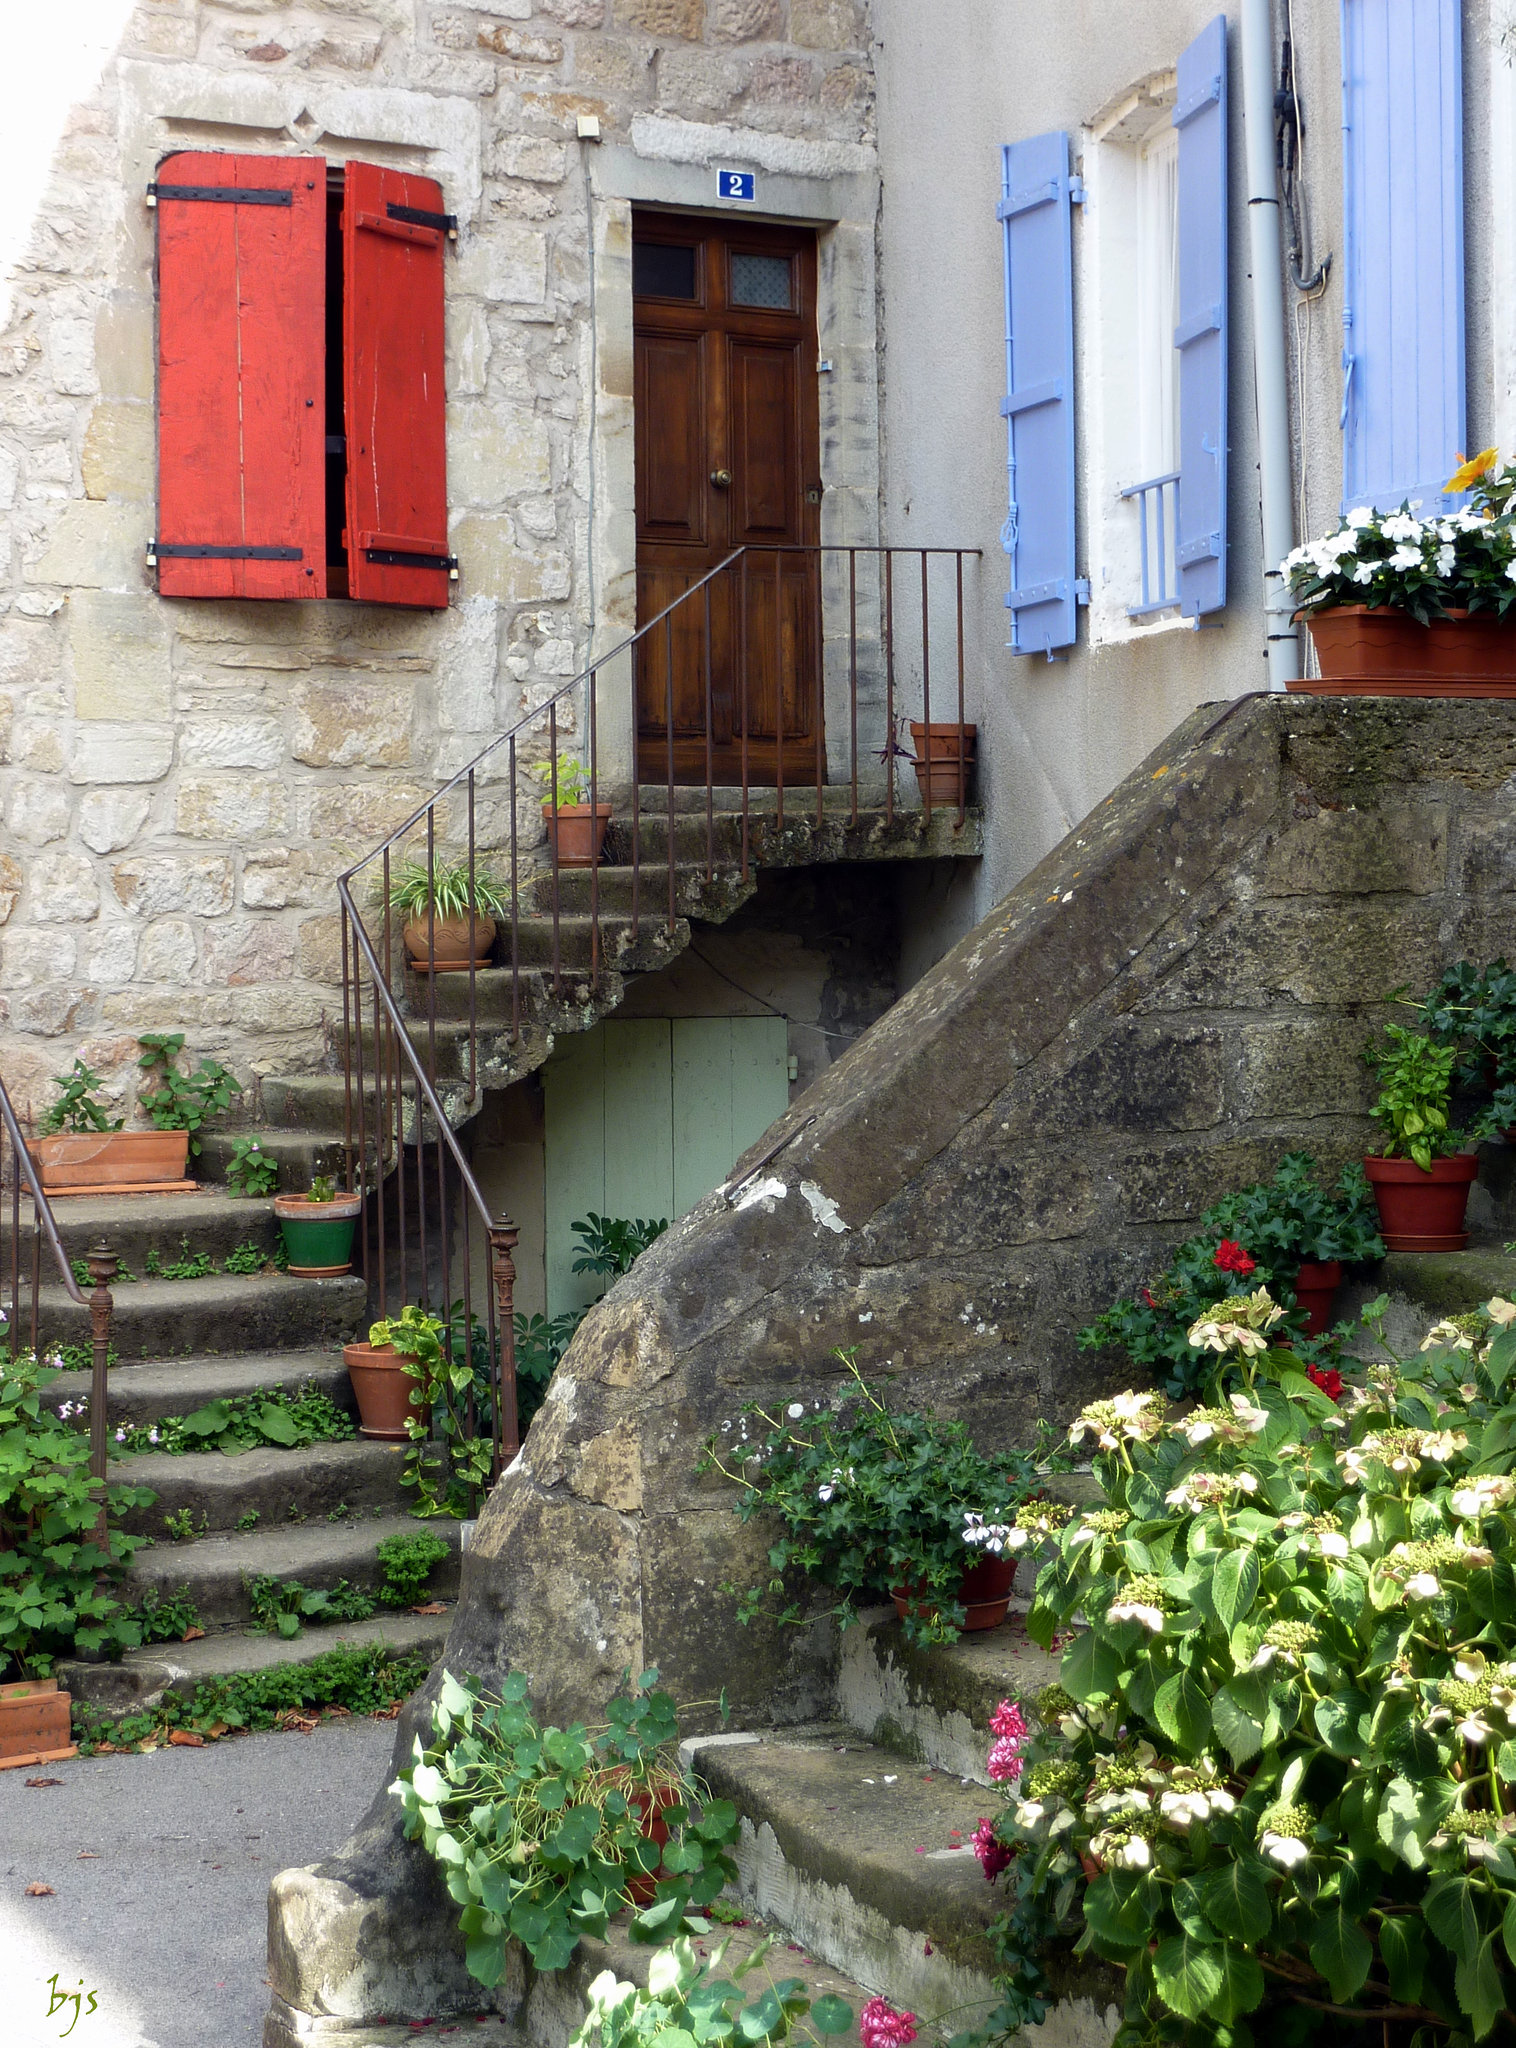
[38,1184,458,1720]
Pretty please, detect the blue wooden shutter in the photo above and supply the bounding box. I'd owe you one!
[1174,15,1228,618]
[999,131,1083,656]
[1340,0,1465,511]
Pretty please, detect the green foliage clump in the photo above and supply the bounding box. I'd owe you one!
[702,1347,1065,1647]
[372,1304,492,1519]
[223,1239,275,1275]
[1363,1022,1468,1170]
[131,1585,203,1644]
[572,1212,669,1278]
[245,1573,375,1637]
[39,1058,123,1135]
[392,1668,739,1983]
[981,1289,1516,2045]
[144,1238,217,1280]
[1079,1152,1382,1398]
[376,1529,450,1608]
[72,1640,428,1751]
[225,1136,280,1197]
[111,1381,354,1458]
[573,1936,854,2048]
[0,1348,154,1680]
[135,1033,242,1155]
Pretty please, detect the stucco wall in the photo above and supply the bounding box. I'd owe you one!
[870,0,1502,930]
[0,0,879,1120]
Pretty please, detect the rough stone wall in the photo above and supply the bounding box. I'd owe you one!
[0,0,876,1121]
[265,694,1516,2029]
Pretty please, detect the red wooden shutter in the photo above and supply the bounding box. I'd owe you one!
[154,151,326,600]
[343,162,452,609]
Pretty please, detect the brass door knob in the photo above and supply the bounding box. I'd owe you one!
[710,468,733,487]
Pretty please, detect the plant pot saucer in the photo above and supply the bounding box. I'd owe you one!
[0,1742,77,1771]
[357,1422,411,1442]
[287,1261,354,1278]
[35,1179,199,1198]
[407,959,492,973]
[1374,1230,1469,1253]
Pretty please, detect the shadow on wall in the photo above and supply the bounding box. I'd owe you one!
[265,693,1516,2036]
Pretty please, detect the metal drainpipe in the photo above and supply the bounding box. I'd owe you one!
[1240,0,1301,690]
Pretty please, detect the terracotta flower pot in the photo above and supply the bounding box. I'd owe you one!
[1363,1154,1479,1252]
[1291,1259,1343,1337]
[342,1341,429,1441]
[275,1192,362,1277]
[403,911,496,972]
[623,1785,681,1907]
[890,1554,1015,1634]
[0,1676,76,1770]
[1296,606,1516,697]
[29,1129,190,1194]
[909,721,977,807]
[542,802,613,869]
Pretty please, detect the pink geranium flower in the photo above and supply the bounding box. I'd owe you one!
[859,1998,917,2048]
[972,1816,1011,1881]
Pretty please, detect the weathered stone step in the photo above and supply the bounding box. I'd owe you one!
[629,783,892,815]
[59,1606,449,1717]
[123,1507,459,1626]
[1341,1243,1516,1357]
[836,1604,1064,1786]
[198,1126,350,1194]
[615,805,983,867]
[25,1187,278,1270]
[42,1345,352,1429]
[115,1434,410,1536]
[529,862,753,922]
[691,1727,1007,2028]
[259,1072,351,1131]
[38,1271,367,1359]
[491,912,690,975]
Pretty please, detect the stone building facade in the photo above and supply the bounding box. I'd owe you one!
[0,0,878,1120]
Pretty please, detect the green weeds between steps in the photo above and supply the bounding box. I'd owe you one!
[244,1573,375,1637]
[110,1381,354,1458]
[70,1642,430,1753]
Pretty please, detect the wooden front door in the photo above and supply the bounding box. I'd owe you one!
[633,212,822,786]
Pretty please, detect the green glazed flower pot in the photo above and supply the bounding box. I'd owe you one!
[274,1193,361,1277]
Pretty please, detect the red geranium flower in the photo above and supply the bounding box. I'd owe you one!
[1213,1240,1256,1277]
[1140,1287,1158,1308]
[1307,1363,1344,1403]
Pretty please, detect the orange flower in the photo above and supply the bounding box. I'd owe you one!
[1446,447,1500,492]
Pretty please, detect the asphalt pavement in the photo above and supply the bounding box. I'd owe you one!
[0,1714,399,2048]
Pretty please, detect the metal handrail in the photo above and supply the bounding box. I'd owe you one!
[336,540,981,1490]
[0,1076,117,1483]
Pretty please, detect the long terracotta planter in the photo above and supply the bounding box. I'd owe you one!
[1292,1260,1343,1337]
[0,1676,76,1770]
[891,1554,1015,1634]
[542,802,613,869]
[403,911,496,972]
[1296,606,1516,697]
[1364,1154,1479,1252]
[343,1341,430,1441]
[29,1129,190,1194]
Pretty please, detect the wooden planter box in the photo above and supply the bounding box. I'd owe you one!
[0,1677,76,1770]
[1294,605,1516,696]
[28,1129,192,1196]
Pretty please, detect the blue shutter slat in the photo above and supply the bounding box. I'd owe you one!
[1341,0,1465,511]
[1000,130,1080,656]
[1174,14,1228,619]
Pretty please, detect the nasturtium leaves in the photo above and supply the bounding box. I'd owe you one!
[809,1996,854,2036]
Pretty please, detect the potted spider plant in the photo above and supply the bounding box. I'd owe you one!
[535,754,612,869]
[382,856,507,972]
[1361,1024,1480,1250]
[274,1173,362,1276]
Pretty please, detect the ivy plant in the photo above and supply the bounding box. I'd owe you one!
[392,1667,739,1983]
[702,1348,1065,1647]
[0,1348,154,1679]
[980,1288,1516,2044]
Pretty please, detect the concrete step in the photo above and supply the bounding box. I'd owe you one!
[616,804,983,867]
[114,1434,410,1536]
[122,1507,459,1625]
[259,1072,351,1132]
[197,1127,350,1194]
[1341,1243,1516,1356]
[58,1606,449,1716]
[529,862,753,923]
[688,1728,1021,2030]
[38,1270,368,1360]
[836,1603,1063,1787]
[42,1346,353,1429]
[25,1187,278,1272]
[629,784,891,815]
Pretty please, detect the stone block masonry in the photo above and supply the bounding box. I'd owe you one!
[0,0,878,1123]
[264,695,1516,2032]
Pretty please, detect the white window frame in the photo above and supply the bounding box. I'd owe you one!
[1080,70,1194,646]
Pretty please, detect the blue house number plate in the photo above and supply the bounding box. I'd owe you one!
[717,170,756,202]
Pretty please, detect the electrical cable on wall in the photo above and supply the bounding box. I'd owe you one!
[1277,0,1332,673]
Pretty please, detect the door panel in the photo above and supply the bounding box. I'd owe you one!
[633,212,821,785]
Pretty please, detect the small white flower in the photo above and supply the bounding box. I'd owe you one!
[1261,1832,1311,1871]
[1347,505,1376,527]
[1315,1531,1350,1559]
[817,1484,836,1504]
[1107,1600,1165,1633]
[1405,1571,1442,1601]
[1013,1799,1046,1829]
[787,1403,805,1420]
[114,1427,126,1442]
[1351,562,1375,584]
[1114,1836,1152,1870]
[1456,1651,1489,1683]
[1459,1716,1494,1748]
[1487,1297,1516,1327]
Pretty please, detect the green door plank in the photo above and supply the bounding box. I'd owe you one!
[602,1019,676,1235]
[543,1031,606,1316]
[728,1015,791,1167]
[672,1019,735,1217]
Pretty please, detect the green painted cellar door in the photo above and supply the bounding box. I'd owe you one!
[543,1016,791,1315]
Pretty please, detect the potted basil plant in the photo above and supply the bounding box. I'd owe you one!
[535,754,613,869]
[1361,1023,1479,1249]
